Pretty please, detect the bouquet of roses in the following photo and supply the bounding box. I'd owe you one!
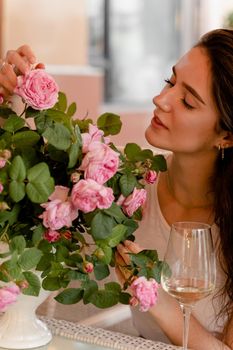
[0,68,167,312]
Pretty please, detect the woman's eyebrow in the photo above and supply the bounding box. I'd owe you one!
[172,66,206,105]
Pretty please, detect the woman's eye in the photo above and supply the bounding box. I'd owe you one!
[164,78,174,87]
[181,98,194,110]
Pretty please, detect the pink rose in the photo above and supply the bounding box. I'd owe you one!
[71,179,114,213]
[1,149,11,160]
[40,186,78,230]
[18,280,29,290]
[121,188,147,217]
[70,172,80,183]
[130,276,159,312]
[49,185,69,202]
[14,69,59,110]
[79,142,119,185]
[0,284,20,312]
[44,229,61,242]
[82,125,106,153]
[0,183,3,193]
[0,158,6,168]
[83,262,94,273]
[145,170,157,184]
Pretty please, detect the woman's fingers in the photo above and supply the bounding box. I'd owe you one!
[16,44,36,64]
[117,243,131,265]
[0,63,17,94]
[5,45,36,75]
[35,62,45,70]
[0,45,41,98]
[124,240,143,253]
[115,251,132,282]
[115,266,126,285]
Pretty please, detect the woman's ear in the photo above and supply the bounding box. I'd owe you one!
[222,131,233,149]
[215,131,233,150]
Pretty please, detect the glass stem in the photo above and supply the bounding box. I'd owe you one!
[180,303,192,350]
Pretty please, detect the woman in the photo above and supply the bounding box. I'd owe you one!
[116,29,233,350]
[0,29,233,349]
[0,45,44,98]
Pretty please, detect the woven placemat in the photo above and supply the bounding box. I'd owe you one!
[40,316,182,350]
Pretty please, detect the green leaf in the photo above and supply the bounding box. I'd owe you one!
[122,218,138,236]
[91,212,116,240]
[105,282,121,293]
[8,156,27,202]
[25,107,43,119]
[94,262,110,280]
[67,102,77,117]
[56,91,67,112]
[9,180,26,202]
[68,125,82,168]
[130,250,157,267]
[0,106,16,119]
[34,113,52,133]
[119,292,131,304]
[42,276,63,291]
[9,236,26,254]
[151,155,167,172]
[32,225,44,245]
[0,204,20,225]
[55,245,69,261]
[1,259,21,280]
[94,244,112,264]
[119,174,137,197]
[97,113,122,136]
[26,162,54,203]
[65,270,89,282]
[18,247,43,270]
[89,289,119,308]
[137,149,154,160]
[42,123,71,150]
[103,224,127,248]
[22,271,41,296]
[82,280,98,304]
[55,288,83,304]
[12,131,40,148]
[9,155,26,181]
[2,115,25,133]
[103,202,126,223]
[124,143,142,161]
[36,253,53,271]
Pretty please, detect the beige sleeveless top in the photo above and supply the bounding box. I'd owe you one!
[130,178,227,343]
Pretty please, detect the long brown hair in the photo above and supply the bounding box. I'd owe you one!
[196,29,233,334]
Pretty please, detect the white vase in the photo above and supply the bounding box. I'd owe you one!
[0,288,52,349]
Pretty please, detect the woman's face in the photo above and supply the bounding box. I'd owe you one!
[145,47,222,155]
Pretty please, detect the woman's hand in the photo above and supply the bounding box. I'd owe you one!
[0,45,45,98]
[115,240,143,285]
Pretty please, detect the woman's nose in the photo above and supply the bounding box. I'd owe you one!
[152,91,171,112]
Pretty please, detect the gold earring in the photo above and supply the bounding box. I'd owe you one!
[218,144,224,160]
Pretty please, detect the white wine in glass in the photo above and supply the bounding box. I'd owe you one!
[161,222,216,350]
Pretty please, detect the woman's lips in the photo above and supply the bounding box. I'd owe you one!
[151,114,168,129]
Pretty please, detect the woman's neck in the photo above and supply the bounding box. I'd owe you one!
[166,153,215,209]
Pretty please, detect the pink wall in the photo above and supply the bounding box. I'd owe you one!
[50,70,104,121]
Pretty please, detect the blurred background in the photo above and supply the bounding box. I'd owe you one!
[0,0,233,147]
[1,0,233,334]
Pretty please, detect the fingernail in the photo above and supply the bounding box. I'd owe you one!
[30,56,36,64]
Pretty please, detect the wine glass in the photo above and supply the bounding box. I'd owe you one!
[161,221,216,350]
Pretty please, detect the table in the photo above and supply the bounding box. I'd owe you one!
[36,316,182,350]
